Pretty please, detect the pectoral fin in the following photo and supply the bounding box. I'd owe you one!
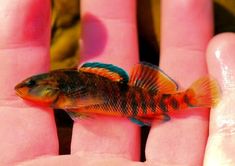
[52,94,104,109]
[65,109,93,121]
[156,114,171,121]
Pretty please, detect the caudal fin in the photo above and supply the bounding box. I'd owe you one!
[186,77,220,108]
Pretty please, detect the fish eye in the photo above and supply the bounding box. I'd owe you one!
[26,80,36,87]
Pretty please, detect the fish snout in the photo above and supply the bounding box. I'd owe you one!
[14,83,30,98]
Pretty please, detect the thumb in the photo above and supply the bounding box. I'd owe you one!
[204,33,235,165]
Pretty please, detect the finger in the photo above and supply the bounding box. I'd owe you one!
[204,33,235,165]
[17,155,144,166]
[79,0,138,69]
[71,0,140,161]
[0,1,58,165]
[0,0,51,98]
[146,0,213,165]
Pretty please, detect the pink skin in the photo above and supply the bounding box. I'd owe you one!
[146,0,213,165]
[204,33,235,165]
[0,0,234,165]
[71,0,140,160]
[0,1,58,165]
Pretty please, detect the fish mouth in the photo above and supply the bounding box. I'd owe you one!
[15,88,25,97]
[14,83,28,98]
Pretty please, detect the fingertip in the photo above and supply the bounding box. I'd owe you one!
[0,0,51,99]
[81,0,136,21]
[204,32,235,165]
[0,0,51,47]
[207,32,235,92]
[80,0,138,71]
[160,0,213,87]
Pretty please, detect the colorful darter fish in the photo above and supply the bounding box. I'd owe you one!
[15,62,220,126]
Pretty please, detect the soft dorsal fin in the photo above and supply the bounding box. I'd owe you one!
[128,62,178,94]
[79,62,129,83]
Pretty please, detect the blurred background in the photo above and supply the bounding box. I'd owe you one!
[50,0,235,161]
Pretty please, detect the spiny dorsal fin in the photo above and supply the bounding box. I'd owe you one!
[128,62,178,94]
[79,62,129,83]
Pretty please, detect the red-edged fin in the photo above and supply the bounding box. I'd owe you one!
[79,62,129,83]
[185,77,220,107]
[51,93,104,109]
[128,62,178,94]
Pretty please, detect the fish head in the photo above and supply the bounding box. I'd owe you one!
[15,73,60,105]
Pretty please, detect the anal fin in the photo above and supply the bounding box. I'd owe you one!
[129,114,171,126]
[129,117,153,126]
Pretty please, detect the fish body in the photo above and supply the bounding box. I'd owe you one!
[15,62,220,126]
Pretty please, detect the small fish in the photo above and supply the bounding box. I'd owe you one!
[15,62,220,126]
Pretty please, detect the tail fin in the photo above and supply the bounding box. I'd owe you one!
[185,77,220,108]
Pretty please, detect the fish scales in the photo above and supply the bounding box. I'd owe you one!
[128,88,139,117]
[81,83,158,118]
[139,89,147,115]
[79,73,129,115]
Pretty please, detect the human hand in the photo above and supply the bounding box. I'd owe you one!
[1,0,235,166]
